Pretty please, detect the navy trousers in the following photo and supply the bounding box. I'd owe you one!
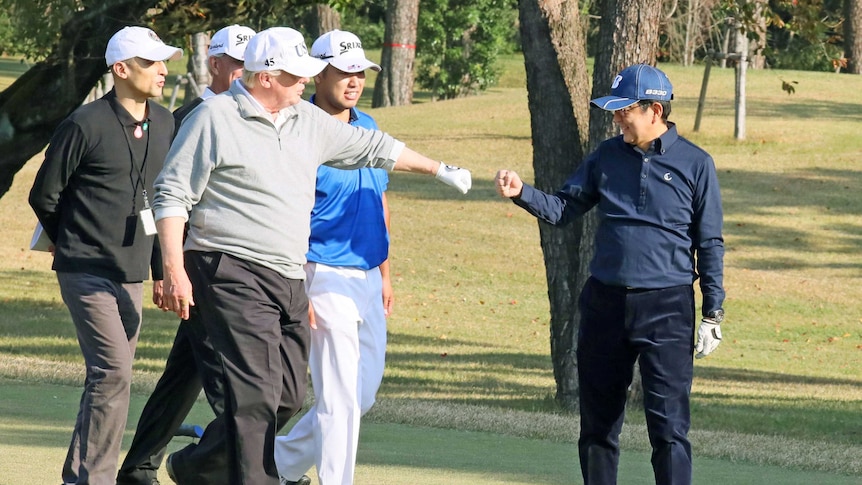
[577,277,695,485]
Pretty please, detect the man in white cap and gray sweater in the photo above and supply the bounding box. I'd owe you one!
[115,24,256,485]
[153,27,471,485]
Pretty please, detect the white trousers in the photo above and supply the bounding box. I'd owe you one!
[275,263,387,485]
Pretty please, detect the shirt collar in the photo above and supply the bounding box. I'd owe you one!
[201,87,217,100]
[653,122,678,154]
[309,94,359,123]
[105,89,149,126]
[233,79,267,114]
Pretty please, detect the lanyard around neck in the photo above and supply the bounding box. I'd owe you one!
[114,103,151,214]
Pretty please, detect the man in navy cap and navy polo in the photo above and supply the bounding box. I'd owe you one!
[494,64,725,485]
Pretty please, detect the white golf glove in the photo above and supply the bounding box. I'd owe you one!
[435,162,472,194]
[695,318,722,359]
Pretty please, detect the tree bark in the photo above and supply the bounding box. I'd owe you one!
[372,0,419,107]
[845,0,862,73]
[183,32,209,104]
[749,0,768,69]
[308,3,342,39]
[590,0,663,408]
[518,0,591,412]
[0,0,158,199]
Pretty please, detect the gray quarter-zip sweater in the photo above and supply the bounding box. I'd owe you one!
[153,81,403,280]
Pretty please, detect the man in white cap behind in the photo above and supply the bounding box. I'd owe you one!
[28,25,181,485]
[172,24,256,123]
[274,29,389,485]
[153,26,471,484]
[115,23,256,485]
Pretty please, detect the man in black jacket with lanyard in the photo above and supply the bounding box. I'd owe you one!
[29,26,182,485]
[495,64,724,485]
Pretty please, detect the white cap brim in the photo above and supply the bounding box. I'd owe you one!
[138,45,183,63]
[329,57,381,73]
[284,56,328,78]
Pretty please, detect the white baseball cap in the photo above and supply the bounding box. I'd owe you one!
[105,26,183,66]
[208,24,256,60]
[243,27,327,78]
[311,29,381,73]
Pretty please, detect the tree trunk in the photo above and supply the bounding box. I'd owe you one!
[0,0,157,200]
[845,0,862,73]
[518,0,591,412]
[372,0,419,107]
[683,0,698,66]
[749,0,768,69]
[588,0,663,408]
[183,32,210,103]
[308,3,342,39]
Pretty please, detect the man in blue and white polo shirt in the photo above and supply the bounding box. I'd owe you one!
[275,30,392,485]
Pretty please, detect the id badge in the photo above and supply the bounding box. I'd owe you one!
[140,208,158,236]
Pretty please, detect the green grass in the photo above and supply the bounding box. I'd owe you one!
[2,378,860,484]
[1,55,861,482]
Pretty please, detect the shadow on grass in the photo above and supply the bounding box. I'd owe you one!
[718,167,862,270]
[700,97,862,121]
[695,365,862,388]
[0,278,190,373]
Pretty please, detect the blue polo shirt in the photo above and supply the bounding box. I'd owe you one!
[306,98,390,270]
[514,123,724,313]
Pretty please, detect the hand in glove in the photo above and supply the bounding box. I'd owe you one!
[435,162,472,194]
[695,318,722,359]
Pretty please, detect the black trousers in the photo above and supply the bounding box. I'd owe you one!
[116,308,224,485]
[169,251,310,485]
[577,277,695,485]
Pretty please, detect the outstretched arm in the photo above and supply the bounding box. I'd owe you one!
[393,147,472,194]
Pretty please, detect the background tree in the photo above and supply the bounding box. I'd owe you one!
[415,0,516,100]
[589,0,663,406]
[309,3,343,38]
[845,0,862,73]
[518,0,663,410]
[518,0,591,412]
[0,0,305,200]
[373,0,420,107]
[183,32,209,104]
[0,0,159,199]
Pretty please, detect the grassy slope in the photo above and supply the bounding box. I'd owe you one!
[0,54,860,480]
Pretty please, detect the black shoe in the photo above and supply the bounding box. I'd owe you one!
[165,453,178,484]
[280,475,311,485]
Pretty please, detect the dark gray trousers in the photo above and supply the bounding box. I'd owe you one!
[57,271,142,485]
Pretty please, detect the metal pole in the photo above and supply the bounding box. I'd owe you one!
[735,54,747,140]
[734,22,748,140]
[694,53,714,132]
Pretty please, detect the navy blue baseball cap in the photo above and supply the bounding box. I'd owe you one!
[590,64,673,111]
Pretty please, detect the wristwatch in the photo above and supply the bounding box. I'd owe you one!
[705,308,724,324]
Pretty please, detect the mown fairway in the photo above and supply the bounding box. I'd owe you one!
[0,55,860,483]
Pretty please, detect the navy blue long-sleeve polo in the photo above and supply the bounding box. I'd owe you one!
[514,123,725,314]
